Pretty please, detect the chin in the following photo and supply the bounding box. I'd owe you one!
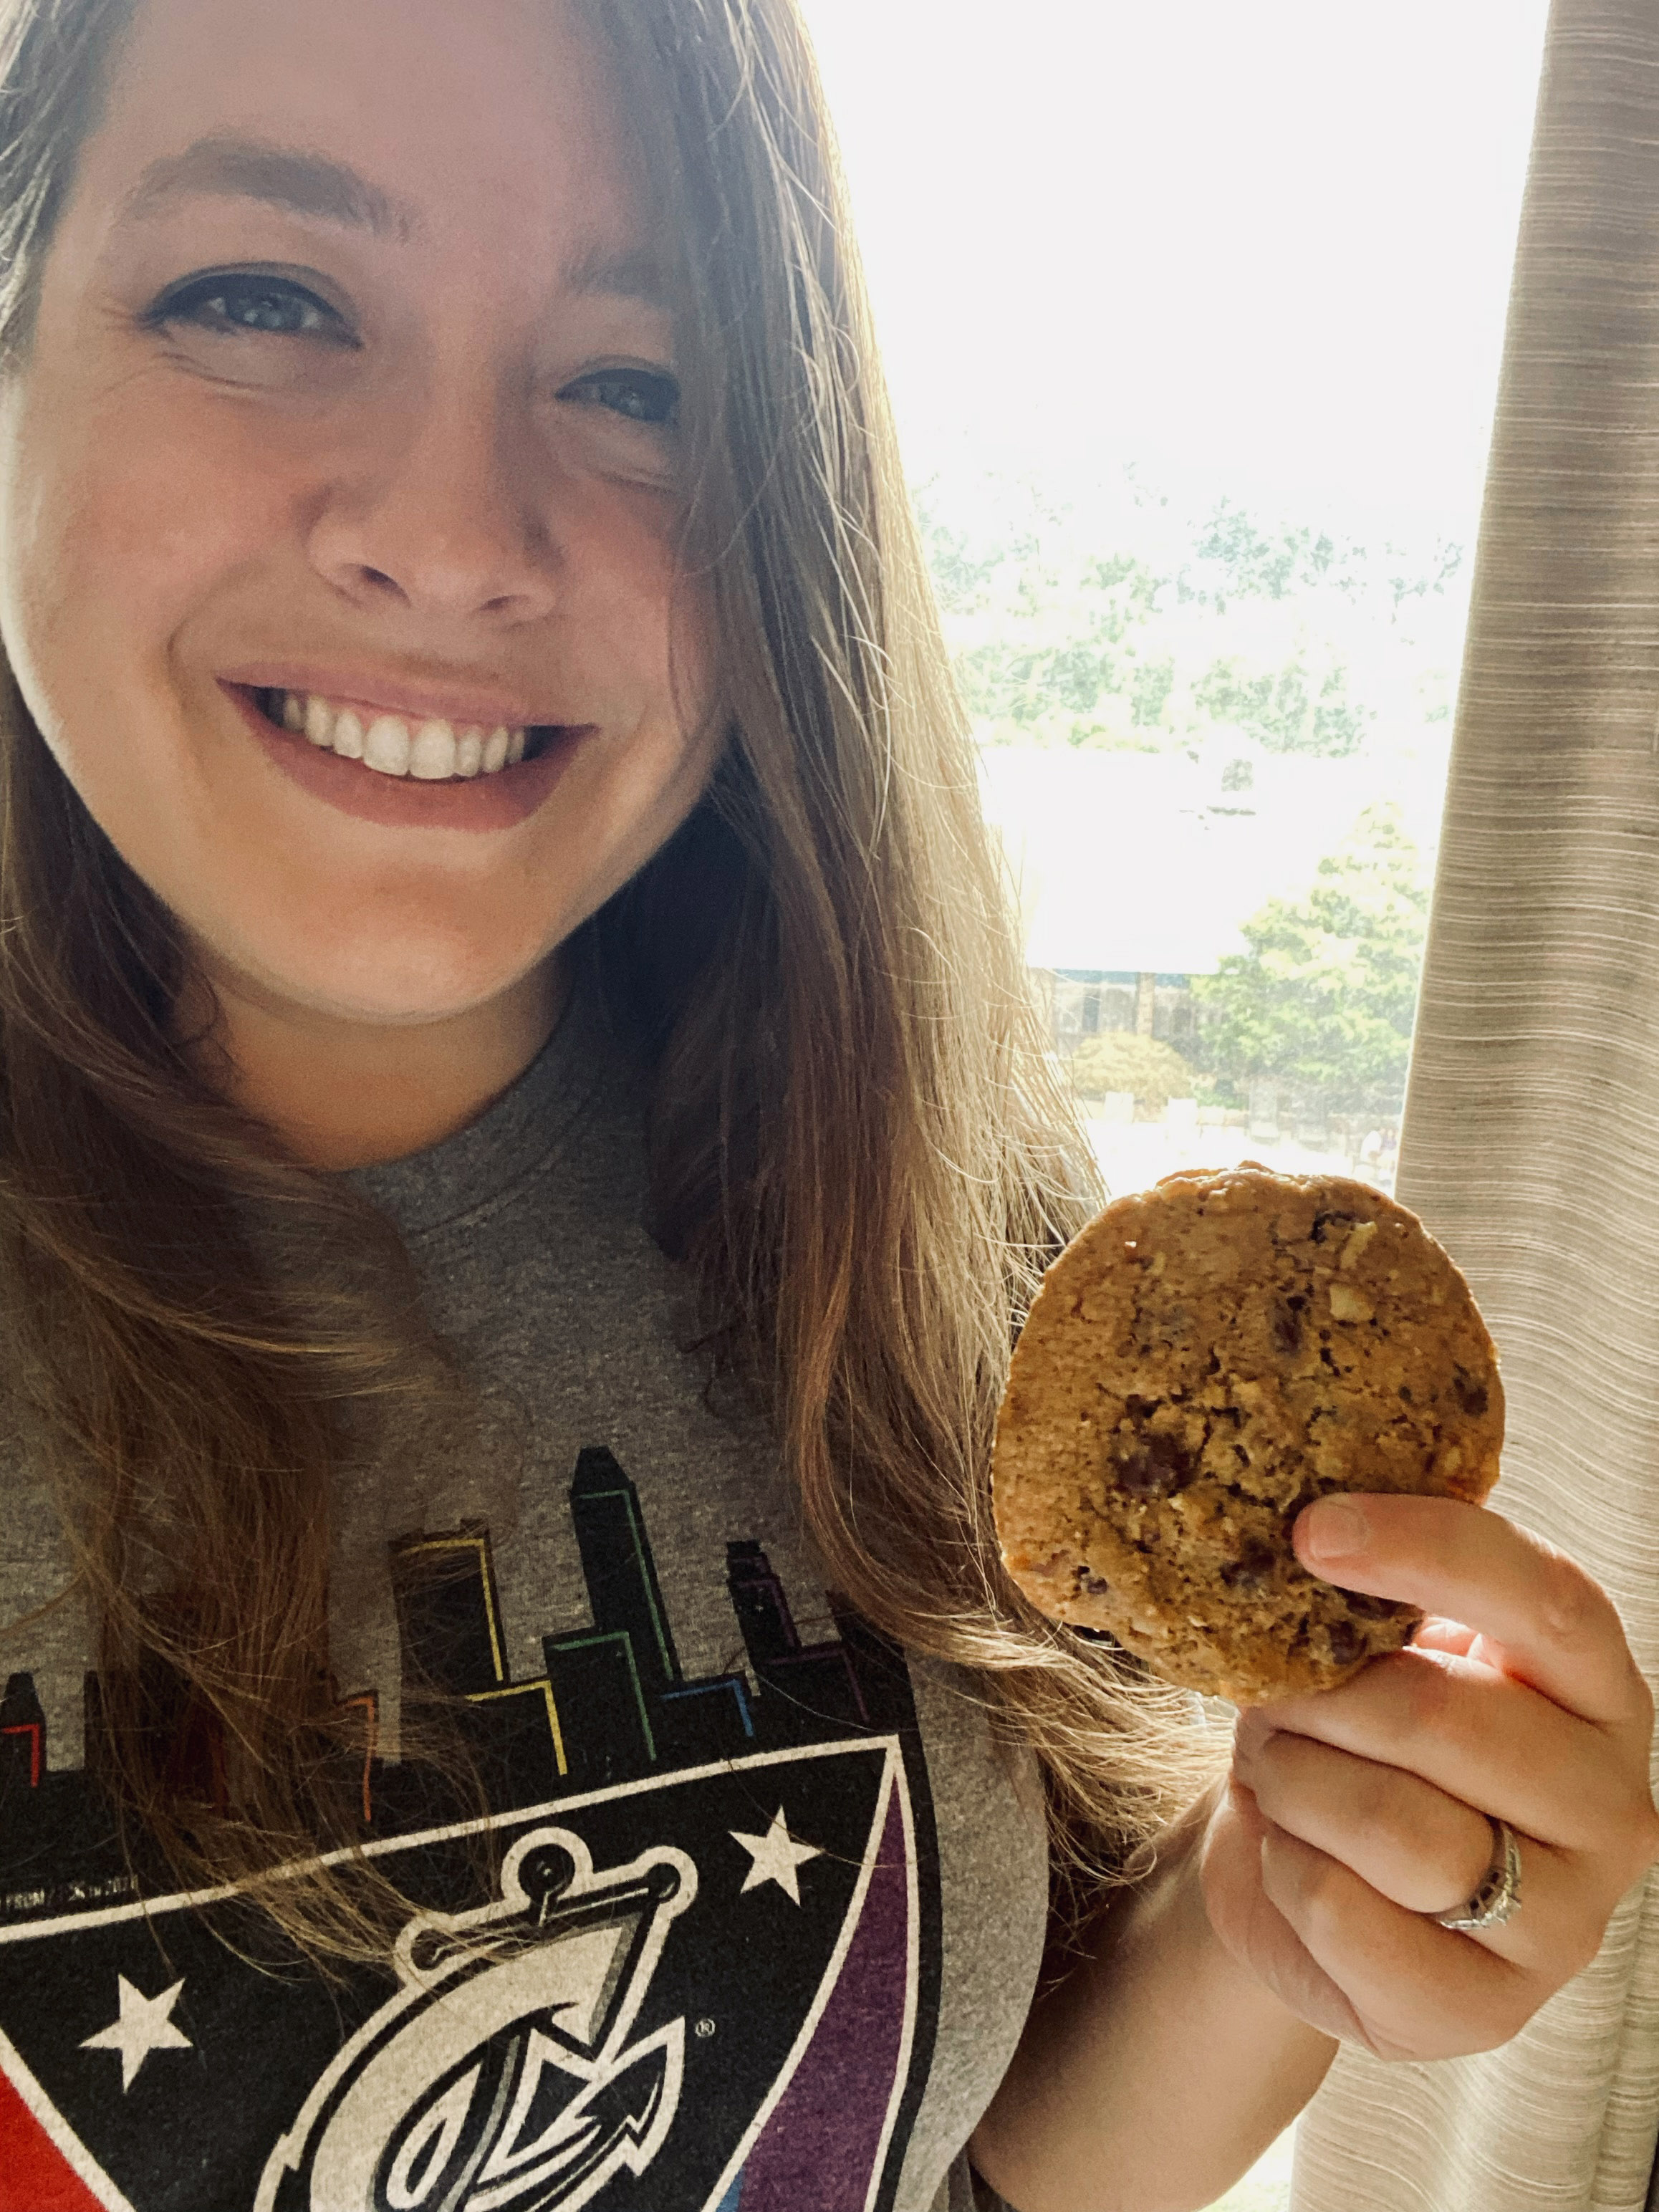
[229,923,559,1031]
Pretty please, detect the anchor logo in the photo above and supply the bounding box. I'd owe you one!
[258,1829,696,2212]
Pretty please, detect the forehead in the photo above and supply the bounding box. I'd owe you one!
[72,0,653,262]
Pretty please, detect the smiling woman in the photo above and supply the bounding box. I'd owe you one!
[0,1,1191,2202]
[0,0,719,1154]
[0,5,1650,2212]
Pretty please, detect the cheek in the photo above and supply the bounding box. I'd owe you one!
[512,557,723,939]
[1,384,297,768]
[562,501,698,711]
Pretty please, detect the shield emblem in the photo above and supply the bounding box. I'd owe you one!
[0,1736,931,2212]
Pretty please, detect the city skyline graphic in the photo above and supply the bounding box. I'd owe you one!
[0,1444,914,1923]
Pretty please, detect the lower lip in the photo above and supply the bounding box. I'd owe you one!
[226,686,594,833]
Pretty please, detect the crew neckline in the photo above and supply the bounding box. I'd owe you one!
[345,979,621,1239]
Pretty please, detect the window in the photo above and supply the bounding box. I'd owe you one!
[804,0,1549,1206]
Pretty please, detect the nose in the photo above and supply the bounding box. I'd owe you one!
[305,375,560,626]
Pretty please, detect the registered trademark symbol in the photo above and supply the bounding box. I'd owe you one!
[696,2017,716,2039]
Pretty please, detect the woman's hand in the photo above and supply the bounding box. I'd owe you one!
[976,1495,1658,2212]
[1201,1493,1659,2059]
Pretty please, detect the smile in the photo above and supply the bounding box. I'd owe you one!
[231,681,596,835]
[253,687,547,781]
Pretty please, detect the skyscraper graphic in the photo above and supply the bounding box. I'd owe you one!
[540,1626,655,1789]
[547,1448,754,1779]
[567,1447,681,1689]
[390,1529,504,1698]
[390,1528,567,1812]
[727,1542,870,1735]
[0,1672,130,1923]
[0,1673,44,1799]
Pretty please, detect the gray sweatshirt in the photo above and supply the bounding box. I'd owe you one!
[0,983,1045,2211]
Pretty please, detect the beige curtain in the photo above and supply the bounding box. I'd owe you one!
[1289,4,1659,2207]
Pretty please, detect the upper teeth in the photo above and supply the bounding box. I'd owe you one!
[276,691,526,779]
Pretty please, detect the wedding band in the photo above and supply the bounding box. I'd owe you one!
[1432,1817,1523,1933]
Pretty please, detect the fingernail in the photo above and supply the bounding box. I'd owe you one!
[1301,1497,1368,1563]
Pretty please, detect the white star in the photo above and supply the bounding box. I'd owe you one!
[81,1975,193,2092]
[729,1806,823,1905]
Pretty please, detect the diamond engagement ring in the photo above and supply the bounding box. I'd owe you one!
[1432,1817,1523,1934]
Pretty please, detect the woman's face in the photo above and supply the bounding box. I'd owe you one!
[0,0,718,1029]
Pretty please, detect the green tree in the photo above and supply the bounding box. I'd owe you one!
[913,474,1446,755]
[1192,804,1429,1114]
[1194,653,1372,757]
[1193,499,1338,604]
[950,550,1168,739]
[1183,499,1368,610]
[912,500,1017,615]
[1388,537,1464,616]
[1068,1032,1196,1108]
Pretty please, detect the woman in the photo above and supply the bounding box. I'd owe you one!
[0,0,1648,2207]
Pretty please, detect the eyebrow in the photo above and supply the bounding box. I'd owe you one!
[120,135,672,312]
[121,136,416,241]
[562,241,671,313]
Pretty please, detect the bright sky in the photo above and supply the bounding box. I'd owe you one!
[799,0,1552,537]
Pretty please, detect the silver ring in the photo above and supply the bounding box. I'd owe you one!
[1433,1817,1522,1934]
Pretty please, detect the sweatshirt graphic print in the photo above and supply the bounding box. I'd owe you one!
[0,1445,943,2212]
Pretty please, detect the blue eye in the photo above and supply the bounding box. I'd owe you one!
[564,368,680,427]
[145,271,355,345]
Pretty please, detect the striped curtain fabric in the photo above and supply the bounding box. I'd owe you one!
[1289,4,1659,2206]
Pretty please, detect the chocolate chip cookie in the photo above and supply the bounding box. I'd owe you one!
[993,1165,1503,1703]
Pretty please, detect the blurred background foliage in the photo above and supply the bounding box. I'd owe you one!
[922,471,1446,1127]
[1067,1032,1198,1110]
[1192,804,1430,1116]
[918,475,1463,761]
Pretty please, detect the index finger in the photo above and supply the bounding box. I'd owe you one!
[1293,1492,1648,1729]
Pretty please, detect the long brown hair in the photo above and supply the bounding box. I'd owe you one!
[0,0,1219,1954]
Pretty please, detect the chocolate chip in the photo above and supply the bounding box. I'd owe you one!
[1221,1539,1277,1592]
[1398,1385,1413,1403]
[1344,1593,1397,1622]
[1074,1567,1111,1597]
[1312,1212,1358,1244]
[1270,1302,1302,1356]
[1114,1431,1198,1500]
[1452,1370,1489,1418]
[1326,1619,1362,1667]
